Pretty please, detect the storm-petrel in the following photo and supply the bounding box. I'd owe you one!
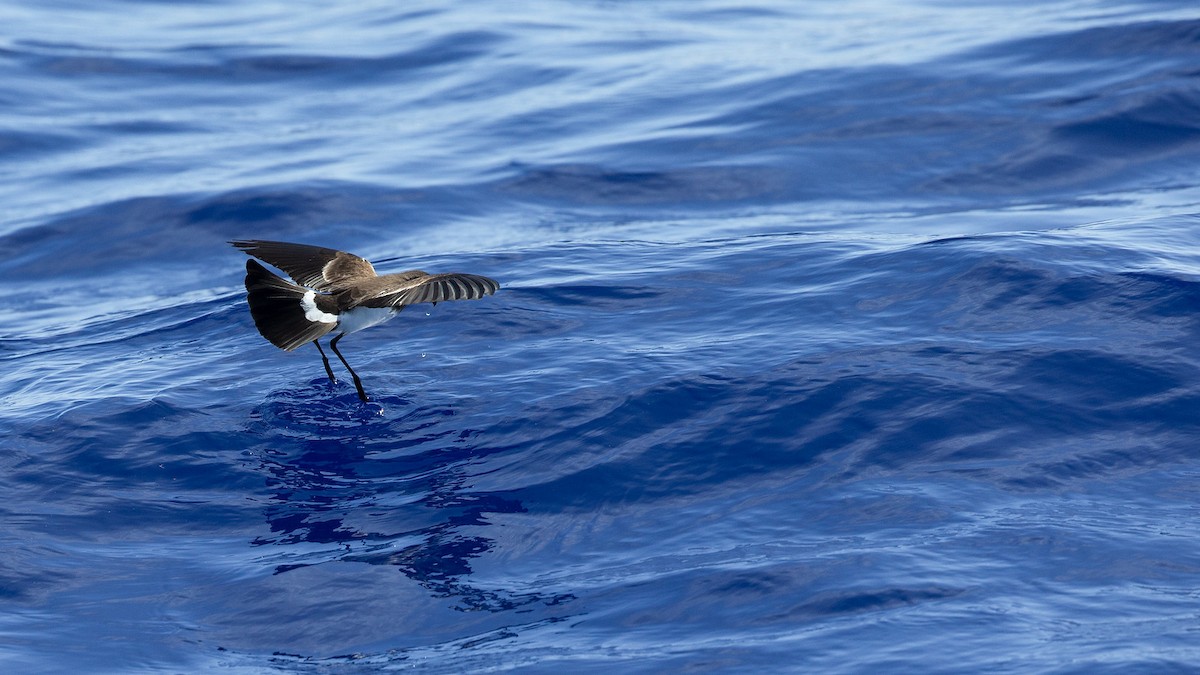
[232,239,498,402]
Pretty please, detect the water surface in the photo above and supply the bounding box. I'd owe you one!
[3,1,1200,672]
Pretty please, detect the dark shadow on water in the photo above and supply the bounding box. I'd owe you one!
[244,381,571,613]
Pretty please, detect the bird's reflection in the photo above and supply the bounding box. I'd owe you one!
[245,386,572,612]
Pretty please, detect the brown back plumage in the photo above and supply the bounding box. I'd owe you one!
[231,240,376,292]
[233,239,500,312]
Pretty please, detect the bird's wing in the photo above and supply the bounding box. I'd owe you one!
[365,273,500,308]
[242,259,337,351]
[231,240,375,291]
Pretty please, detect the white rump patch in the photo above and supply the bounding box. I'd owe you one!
[301,291,339,324]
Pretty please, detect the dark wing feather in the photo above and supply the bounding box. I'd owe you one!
[231,240,375,291]
[369,273,500,308]
[243,259,336,351]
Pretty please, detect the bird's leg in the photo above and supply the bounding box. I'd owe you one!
[313,340,337,383]
[329,334,369,402]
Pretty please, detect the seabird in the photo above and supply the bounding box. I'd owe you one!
[231,239,499,402]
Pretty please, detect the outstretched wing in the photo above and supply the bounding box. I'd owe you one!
[231,240,375,291]
[366,273,500,308]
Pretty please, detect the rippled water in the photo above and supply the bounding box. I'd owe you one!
[4,1,1200,672]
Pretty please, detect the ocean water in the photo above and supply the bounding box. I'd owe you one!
[4,0,1200,672]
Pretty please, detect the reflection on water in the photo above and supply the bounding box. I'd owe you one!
[248,389,572,612]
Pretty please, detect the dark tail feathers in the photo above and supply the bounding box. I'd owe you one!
[244,259,336,351]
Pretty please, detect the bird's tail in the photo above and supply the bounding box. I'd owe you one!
[243,259,336,351]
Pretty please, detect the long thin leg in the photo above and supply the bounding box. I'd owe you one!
[313,340,337,383]
[329,333,369,402]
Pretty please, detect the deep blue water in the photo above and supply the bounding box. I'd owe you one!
[4,1,1200,672]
